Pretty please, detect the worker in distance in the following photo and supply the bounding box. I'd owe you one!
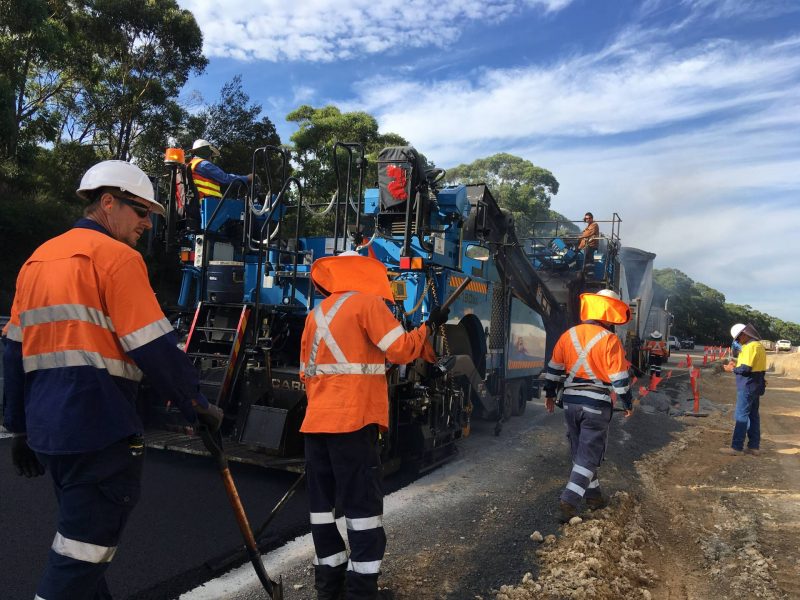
[721,323,766,456]
[299,250,449,600]
[543,289,633,523]
[2,160,223,599]
[188,138,252,200]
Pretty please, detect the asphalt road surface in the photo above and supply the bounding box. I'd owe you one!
[0,442,311,600]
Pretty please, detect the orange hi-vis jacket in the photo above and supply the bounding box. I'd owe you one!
[2,220,205,453]
[299,255,435,433]
[543,323,632,409]
[189,157,222,199]
[644,339,668,357]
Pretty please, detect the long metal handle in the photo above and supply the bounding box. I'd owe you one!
[441,276,473,311]
[198,426,283,599]
[219,468,283,598]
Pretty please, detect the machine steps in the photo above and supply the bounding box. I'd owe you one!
[184,302,251,406]
[143,429,305,472]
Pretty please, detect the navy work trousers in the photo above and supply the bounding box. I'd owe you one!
[34,438,143,600]
[561,401,612,508]
[305,425,386,600]
[648,354,663,377]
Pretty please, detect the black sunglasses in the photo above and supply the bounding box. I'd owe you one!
[114,195,152,218]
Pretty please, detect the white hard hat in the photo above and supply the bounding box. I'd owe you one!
[596,289,622,301]
[76,160,165,217]
[338,250,361,257]
[730,323,746,340]
[650,331,662,339]
[192,138,220,158]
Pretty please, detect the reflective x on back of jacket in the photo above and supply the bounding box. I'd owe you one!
[644,340,667,356]
[299,291,432,434]
[545,323,630,404]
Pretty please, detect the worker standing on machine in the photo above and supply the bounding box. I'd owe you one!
[299,251,448,600]
[188,138,252,200]
[543,289,633,523]
[2,160,223,600]
[643,330,668,377]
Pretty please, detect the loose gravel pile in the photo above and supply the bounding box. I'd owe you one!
[496,492,656,600]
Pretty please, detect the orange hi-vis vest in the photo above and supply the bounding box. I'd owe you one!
[299,291,434,433]
[189,157,222,199]
[544,323,631,404]
[644,339,668,356]
[3,223,180,452]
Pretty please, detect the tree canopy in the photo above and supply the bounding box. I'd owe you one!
[443,153,577,237]
[287,104,408,204]
[653,268,800,344]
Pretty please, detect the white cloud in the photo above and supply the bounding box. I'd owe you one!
[348,36,800,154]
[178,0,574,62]
[340,30,800,321]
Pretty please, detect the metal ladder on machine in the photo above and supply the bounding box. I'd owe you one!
[144,302,251,455]
[184,302,251,412]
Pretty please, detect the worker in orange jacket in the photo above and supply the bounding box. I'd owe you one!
[643,330,668,377]
[299,251,447,600]
[2,160,222,599]
[543,289,633,523]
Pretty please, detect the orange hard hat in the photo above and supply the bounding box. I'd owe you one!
[579,289,631,325]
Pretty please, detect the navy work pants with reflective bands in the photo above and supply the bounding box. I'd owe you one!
[34,439,142,600]
[305,425,386,600]
[561,401,612,508]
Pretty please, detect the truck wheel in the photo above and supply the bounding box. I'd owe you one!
[511,383,527,416]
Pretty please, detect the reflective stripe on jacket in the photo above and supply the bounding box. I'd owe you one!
[543,322,632,408]
[299,291,434,433]
[644,340,668,356]
[189,157,222,199]
[2,219,204,453]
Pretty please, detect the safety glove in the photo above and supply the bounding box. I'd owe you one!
[11,435,45,478]
[426,305,450,330]
[193,401,224,433]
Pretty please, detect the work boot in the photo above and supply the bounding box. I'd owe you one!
[745,448,761,456]
[314,564,346,600]
[718,447,743,456]
[558,500,578,523]
[345,571,380,600]
[585,495,608,511]
[376,589,396,599]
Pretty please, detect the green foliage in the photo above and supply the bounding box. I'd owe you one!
[0,189,82,312]
[182,75,282,176]
[69,0,207,160]
[653,268,800,344]
[286,104,410,236]
[287,104,408,204]
[0,0,208,311]
[443,153,574,237]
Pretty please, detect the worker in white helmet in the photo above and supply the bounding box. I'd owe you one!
[2,160,223,599]
[721,323,766,456]
[543,289,633,523]
[643,330,668,377]
[188,138,252,201]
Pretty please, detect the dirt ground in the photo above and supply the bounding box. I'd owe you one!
[497,352,800,600]
[201,351,799,600]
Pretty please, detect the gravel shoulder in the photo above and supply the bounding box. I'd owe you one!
[499,352,800,600]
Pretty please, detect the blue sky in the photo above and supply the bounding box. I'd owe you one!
[177,0,800,324]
